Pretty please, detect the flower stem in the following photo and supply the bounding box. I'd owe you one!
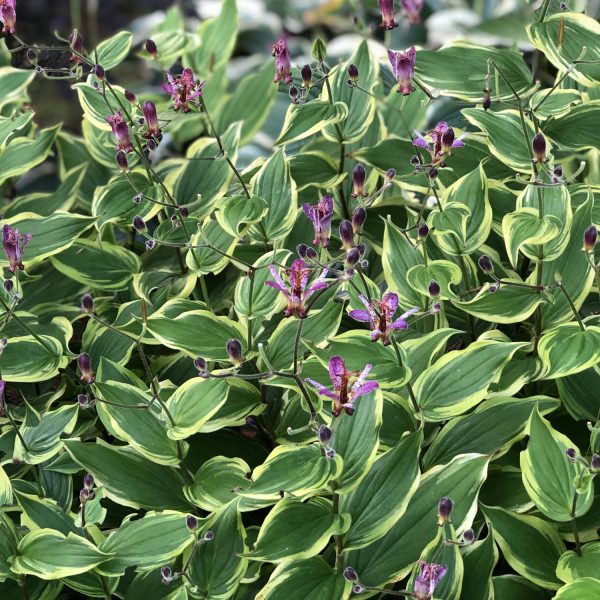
[556,281,586,331]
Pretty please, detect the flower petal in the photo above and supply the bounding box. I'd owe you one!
[328,356,346,389]
[348,309,372,322]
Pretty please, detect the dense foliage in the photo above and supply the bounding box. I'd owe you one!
[0,0,599,598]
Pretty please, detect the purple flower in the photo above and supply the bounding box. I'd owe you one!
[142,101,162,141]
[306,356,378,417]
[402,0,424,24]
[303,195,334,247]
[272,39,293,84]
[265,259,329,318]
[0,0,16,33]
[413,561,448,600]
[378,0,397,30]
[162,68,205,112]
[3,224,32,273]
[388,47,416,96]
[349,292,418,346]
[105,112,133,153]
[413,121,465,164]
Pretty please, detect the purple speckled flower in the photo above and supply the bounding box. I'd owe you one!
[0,0,16,34]
[413,121,465,163]
[388,47,416,96]
[402,0,424,24]
[303,194,334,247]
[265,258,329,318]
[3,224,32,273]
[162,68,205,112]
[306,356,378,417]
[105,112,133,153]
[272,39,293,84]
[378,0,397,30]
[349,292,418,346]
[413,561,448,600]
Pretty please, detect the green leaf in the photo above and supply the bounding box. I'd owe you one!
[340,431,421,551]
[528,89,581,120]
[0,125,60,185]
[215,195,268,238]
[94,381,180,465]
[520,410,594,522]
[249,497,341,563]
[554,578,600,599]
[145,303,246,359]
[248,148,297,242]
[544,103,600,150]
[557,542,600,583]
[406,260,463,300]
[462,109,536,173]
[75,81,129,130]
[0,67,35,108]
[166,377,229,440]
[0,335,67,383]
[14,490,79,535]
[482,504,565,589]
[289,151,344,191]
[50,239,140,291]
[413,341,526,421]
[256,557,350,600]
[556,367,600,421]
[538,324,600,379]
[493,575,549,600]
[415,43,533,101]
[8,529,111,579]
[460,533,498,600]
[423,395,559,469]
[0,465,11,507]
[332,390,383,492]
[527,13,600,88]
[186,217,238,275]
[95,31,132,70]
[64,439,191,511]
[97,511,194,576]
[276,100,348,145]
[323,40,378,143]
[347,454,489,587]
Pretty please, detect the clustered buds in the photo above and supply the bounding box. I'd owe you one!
[79,473,95,505]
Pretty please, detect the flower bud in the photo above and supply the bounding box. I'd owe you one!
[463,528,475,544]
[410,154,420,166]
[591,454,600,471]
[77,352,95,384]
[385,168,396,180]
[352,207,367,233]
[297,243,308,258]
[116,151,128,173]
[194,356,208,373]
[428,279,440,298]
[145,239,156,251]
[77,393,92,409]
[325,448,336,459]
[478,255,494,274]
[583,225,597,252]
[79,488,92,505]
[428,167,438,180]
[203,530,214,541]
[4,279,13,293]
[357,242,366,256]
[352,584,365,594]
[288,85,299,103]
[351,164,367,198]
[343,567,358,582]
[26,48,38,64]
[133,194,142,204]
[441,127,456,152]
[124,89,137,104]
[81,293,94,313]
[418,223,429,239]
[318,425,332,444]
[186,514,198,530]
[532,132,546,163]
[339,220,354,250]
[133,215,146,232]
[348,63,359,83]
[437,496,454,525]
[226,338,244,365]
[483,88,491,111]
[94,64,105,81]
[160,566,172,585]
[301,64,312,87]
[145,39,158,58]
[489,283,499,293]
[566,447,577,461]
[305,246,318,260]
[345,247,361,268]
[83,473,94,490]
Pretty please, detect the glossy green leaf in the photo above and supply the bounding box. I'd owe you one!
[556,542,600,583]
[406,260,463,300]
[95,31,132,70]
[276,100,348,145]
[0,335,67,383]
[554,578,600,599]
[460,533,498,600]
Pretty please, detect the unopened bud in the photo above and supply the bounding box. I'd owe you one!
[226,338,244,365]
[343,566,358,582]
[437,496,453,525]
[583,225,597,252]
[301,64,312,87]
[145,239,156,251]
[305,246,318,260]
[483,88,491,111]
[418,223,429,239]
[385,168,396,180]
[124,89,137,104]
[94,64,105,80]
[352,584,365,594]
[478,255,494,274]
[347,64,359,82]
[83,473,94,489]
[339,220,354,250]
[351,164,367,198]
[532,132,546,163]
[79,488,92,504]
[81,293,94,313]
[194,356,208,373]
[288,85,299,103]
[318,425,332,444]
[77,352,95,384]
[77,393,91,409]
[428,279,440,298]
[428,167,438,180]
[116,151,128,172]
[553,165,563,178]
[145,39,158,58]
[463,528,475,544]
[26,48,38,64]
[203,530,214,541]
[133,194,142,204]
[186,514,198,530]
[160,566,172,584]
[591,454,600,471]
[345,247,361,268]
[566,447,577,461]
[4,279,13,293]
[410,154,420,166]
[133,215,146,232]
[352,207,367,233]
[441,127,455,152]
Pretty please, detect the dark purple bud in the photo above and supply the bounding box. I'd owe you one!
[410,154,421,166]
[532,132,546,163]
[297,243,308,258]
[77,353,95,384]
[385,168,396,180]
[463,528,475,544]
[340,220,354,250]
[194,357,208,373]
[125,89,137,104]
[4,279,13,293]
[583,225,597,252]
[351,164,366,198]
[441,127,455,152]
[83,473,94,490]
[489,283,499,293]
[357,242,366,256]
[348,63,359,82]
[145,39,158,58]
[68,30,84,64]
[566,447,577,461]
[145,239,156,251]
[79,488,92,504]
[305,246,318,260]
[301,64,312,87]
[325,448,336,459]
[288,85,299,102]
[81,293,94,313]
[478,255,494,274]
[133,216,146,232]
[26,48,38,64]
[133,194,142,204]
[203,530,214,541]
[116,151,128,173]
[77,393,92,409]
[428,167,438,180]
[352,584,365,594]
[318,425,332,444]
[560,1,568,8]
[94,64,105,80]
[179,207,189,219]
[483,88,491,111]
[160,565,172,584]
[143,101,161,140]
[591,454,600,471]
[226,338,244,365]
[186,514,198,530]
[553,165,563,178]
[378,0,397,29]
[437,496,454,525]
[428,279,440,298]
[352,207,367,233]
[418,223,429,239]
[345,247,361,268]
[343,566,358,582]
